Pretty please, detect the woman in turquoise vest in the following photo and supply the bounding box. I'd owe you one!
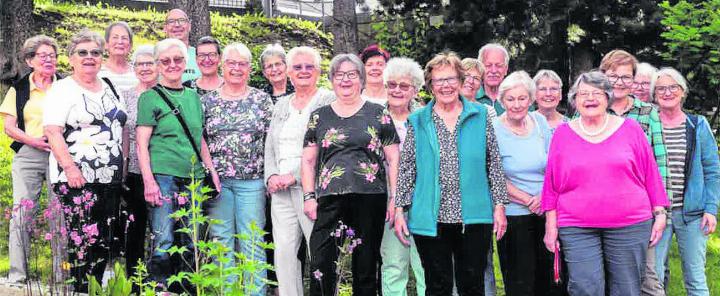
[393,52,510,295]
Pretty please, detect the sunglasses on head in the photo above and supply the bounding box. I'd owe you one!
[74,49,103,58]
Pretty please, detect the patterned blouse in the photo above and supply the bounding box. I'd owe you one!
[120,87,142,174]
[395,110,509,223]
[183,78,222,97]
[203,87,273,179]
[303,101,400,197]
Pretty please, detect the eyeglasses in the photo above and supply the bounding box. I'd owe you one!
[165,18,189,26]
[224,60,250,69]
[654,84,682,94]
[74,49,103,58]
[575,91,606,99]
[633,81,651,90]
[158,56,185,66]
[538,87,560,94]
[386,81,414,91]
[34,53,57,61]
[135,61,155,68]
[110,35,130,42]
[484,63,506,71]
[431,76,460,87]
[197,52,219,61]
[333,70,360,81]
[607,74,634,85]
[264,61,286,70]
[464,75,482,84]
[292,64,316,72]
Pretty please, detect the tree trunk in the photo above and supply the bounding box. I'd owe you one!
[331,0,358,55]
[0,0,34,85]
[168,0,211,46]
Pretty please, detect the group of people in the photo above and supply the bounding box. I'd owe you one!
[1,7,718,296]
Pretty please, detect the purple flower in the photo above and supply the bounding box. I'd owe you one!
[346,228,355,238]
[313,269,323,280]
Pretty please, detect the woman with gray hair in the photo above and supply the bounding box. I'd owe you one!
[633,62,658,103]
[99,21,138,90]
[493,71,564,296]
[302,53,400,295]
[260,43,294,102]
[1,34,62,285]
[542,71,668,296]
[136,38,220,289]
[653,67,719,295]
[265,45,334,296]
[533,69,568,132]
[42,29,127,292]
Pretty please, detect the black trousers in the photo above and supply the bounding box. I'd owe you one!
[497,214,568,296]
[414,223,493,296]
[309,193,386,296]
[54,183,121,293]
[121,173,148,278]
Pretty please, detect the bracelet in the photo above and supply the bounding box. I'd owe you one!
[303,192,316,201]
[653,208,668,217]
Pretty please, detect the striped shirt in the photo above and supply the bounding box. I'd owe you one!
[663,122,687,209]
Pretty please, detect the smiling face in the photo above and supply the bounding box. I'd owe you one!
[331,61,362,101]
[262,55,287,85]
[196,43,220,76]
[535,78,562,111]
[106,25,131,58]
[633,74,652,103]
[605,64,634,101]
[222,50,251,87]
[133,54,157,85]
[574,82,609,118]
[288,53,320,89]
[164,10,191,42]
[482,49,508,88]
[26,44,57,77]
[460,67,482,99]
[502,85,532,122]
[364,55,386,86]
[386,76,416,110]
[430,65,461,105]
[654,75,684,111]
[156,46,186,84]
[69,41,103,77]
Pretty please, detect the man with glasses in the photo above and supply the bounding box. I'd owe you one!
[477,43,511,116]
[164,9,200,82]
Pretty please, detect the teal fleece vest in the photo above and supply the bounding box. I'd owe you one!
[407,98,493,237]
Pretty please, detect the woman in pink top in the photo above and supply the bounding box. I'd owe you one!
[541,71,669,296]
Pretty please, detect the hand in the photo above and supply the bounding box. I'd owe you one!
[493,205,507,240]
[527,195,542,215]
[386,197,396,227]
[393,208,411,246]
[701,213,717,235]
[144,179,162,207]
[28,136,51,152]
[544,226,559,252]
[64,165,86,188]
[267,175,281,194]
[649,214,667,247]
[278,174,296,190]
[304,198,318,221]
[211,170,222,193]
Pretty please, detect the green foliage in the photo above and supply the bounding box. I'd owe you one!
[88,262,133,296]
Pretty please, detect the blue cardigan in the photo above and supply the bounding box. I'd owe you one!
[406,98,494,237]
[679,114,720,222]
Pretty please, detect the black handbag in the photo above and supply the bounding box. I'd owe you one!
[153,86,219,198]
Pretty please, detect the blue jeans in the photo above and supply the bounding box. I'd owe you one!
[205,178,267,295]
[655,209,710,296]
[559,219,651,296]
[147,174,196,288]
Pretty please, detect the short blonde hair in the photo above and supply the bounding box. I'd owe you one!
[461,58,484,77]
[599,49,638,75]
[424,51,464,89]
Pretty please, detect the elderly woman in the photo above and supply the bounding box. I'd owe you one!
[1,35,61,284]
[98,21,138,90]
[533,70,568,132]
[379,57,426,296]
[633,62,658,104]
[182,36,222,97]
[393,52,509,295]
[136,38,220,288]
[459,58,484,102]
[542,71,669,296]
[493,71,565,296]
[42,29,126,292]
[302,53,400,295]
[260,43,295,102]
[118,44,157,278]
[653,67,719,296]
[360,44,391,104]
[202,42,274,293]
[264,46,334,296]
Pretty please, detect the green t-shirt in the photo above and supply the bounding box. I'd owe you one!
[136,86,205,178]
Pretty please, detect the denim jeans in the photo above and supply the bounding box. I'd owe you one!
[205,178,267,295]
[559,219,652,296]
[380,220,425,296]
[655,209,710,296]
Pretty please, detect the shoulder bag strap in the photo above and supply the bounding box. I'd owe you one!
[152,86,204,162]
[101,77,120,99]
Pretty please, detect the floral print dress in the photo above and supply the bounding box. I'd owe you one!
[203,87,273,179]
[304,101,399,197]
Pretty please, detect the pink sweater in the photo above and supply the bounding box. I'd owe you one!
[541,119,669,228]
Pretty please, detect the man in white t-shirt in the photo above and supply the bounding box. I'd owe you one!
[164,9,200,82]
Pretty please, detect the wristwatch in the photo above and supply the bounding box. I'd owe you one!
[303,192,316,201]
[653,208,668,217]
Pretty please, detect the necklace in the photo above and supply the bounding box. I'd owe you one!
[159,85,186,99]
[578,114,610,137]
[505,115,529,136]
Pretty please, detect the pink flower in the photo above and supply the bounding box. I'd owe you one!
[321,139,331,148]
[365,174,376,183]
[313,269,323,280]
[77,250,85,260]
[83,191,94,202]
[73,196,82,205]
[70,231,82,246]
[44,233,53,240]
[59,184,69,195]
[20,199,35,211]
[360,162,368,169]
[177,195,188,205]
[83,223,99,238]
[128,214,135,222]
[241,134,252,143]
[381,115,392,124]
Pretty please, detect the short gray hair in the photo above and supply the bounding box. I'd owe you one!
[22,35,58,61]
[287,46,321,68]
[478,43,509,66]
[567,71,615,109]
[636,62,658,78]
[329,54,365,87]
[260,43,286,66]
[222,42,252,62]
[384,57,425,89]
[498,71,535,104]
[68,29,105,57]
[153,38,188,62]
[131,44,155,65]
[533,69,563,88]
[650,67,688,102]
[104,21,133,46]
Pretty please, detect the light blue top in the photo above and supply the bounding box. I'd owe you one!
[493,112,552,216]
[182,46,201,82]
